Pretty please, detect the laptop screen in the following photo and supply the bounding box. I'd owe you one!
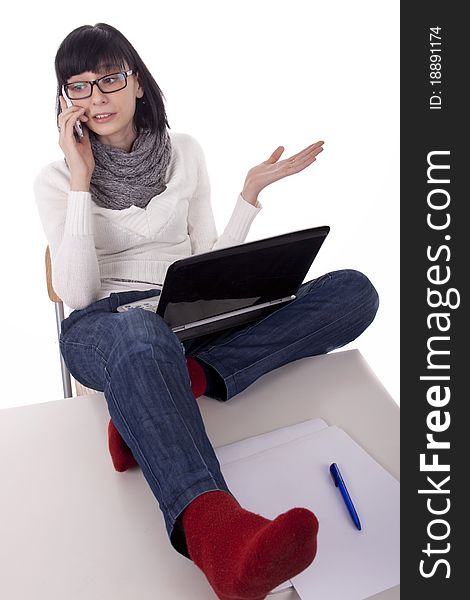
[157,226,330,328]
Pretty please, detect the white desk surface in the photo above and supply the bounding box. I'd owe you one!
[0,349,399,599]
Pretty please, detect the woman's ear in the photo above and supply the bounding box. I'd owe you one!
[135,73,144,99]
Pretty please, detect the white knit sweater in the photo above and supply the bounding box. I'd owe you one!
[34,131,263,311]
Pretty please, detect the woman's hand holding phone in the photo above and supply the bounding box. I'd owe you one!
[62,88,84,139]
[58,94,95,190]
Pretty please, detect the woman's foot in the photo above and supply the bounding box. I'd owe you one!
[181,490,319,600]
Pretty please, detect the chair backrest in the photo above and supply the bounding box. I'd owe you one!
[45,245,61,303]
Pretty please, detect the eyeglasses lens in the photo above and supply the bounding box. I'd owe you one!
[65,73,126,99]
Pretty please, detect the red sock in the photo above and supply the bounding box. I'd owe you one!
[181,490,319,600]
[108,357,207,472]
[185,357,207,398]
[108,418,137,472]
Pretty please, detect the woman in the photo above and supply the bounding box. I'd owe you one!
[34,22,379,600]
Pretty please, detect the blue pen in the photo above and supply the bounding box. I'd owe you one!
[329,463,362,530]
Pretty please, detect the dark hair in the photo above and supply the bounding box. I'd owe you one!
[54,23,170,136]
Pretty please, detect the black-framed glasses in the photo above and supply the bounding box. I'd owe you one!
[63,69,134,99]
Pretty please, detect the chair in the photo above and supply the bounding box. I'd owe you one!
[45,245,97,398]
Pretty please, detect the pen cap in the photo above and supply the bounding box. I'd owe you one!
[329,462,341,487]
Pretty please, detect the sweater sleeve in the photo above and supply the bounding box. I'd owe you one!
[187,137,262,255]
[33,164,102,310]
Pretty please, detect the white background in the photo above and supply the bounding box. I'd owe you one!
[0,0,399,410]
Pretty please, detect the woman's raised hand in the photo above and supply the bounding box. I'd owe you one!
[58,95,95,186]
[242,140,324,201]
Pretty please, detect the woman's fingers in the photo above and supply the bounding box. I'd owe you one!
[286,140,324,163]
[282,141,323,170]
[58,96,85,131]
[277,142,324,177]
[289,149,322,174]
[267,140,324,165]
[60,107,86,137]
[264,146,285,164]
[298,144,324,163]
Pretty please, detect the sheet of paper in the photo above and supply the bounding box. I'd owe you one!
[218,426,400,600]
[215,418,329,466]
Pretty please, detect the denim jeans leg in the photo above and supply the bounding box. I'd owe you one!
[59,289,236,560]
[192,269,380,401]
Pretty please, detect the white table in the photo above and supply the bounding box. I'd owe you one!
[0,349,399,599]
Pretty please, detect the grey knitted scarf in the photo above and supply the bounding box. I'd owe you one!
[88,127,172,210]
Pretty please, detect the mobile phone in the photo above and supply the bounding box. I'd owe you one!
[116,293,161,313]
[61,85,84,138]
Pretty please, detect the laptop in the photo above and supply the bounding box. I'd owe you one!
[116,226,330,341]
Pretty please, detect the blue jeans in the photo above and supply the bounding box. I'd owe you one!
[59,269,379,559]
